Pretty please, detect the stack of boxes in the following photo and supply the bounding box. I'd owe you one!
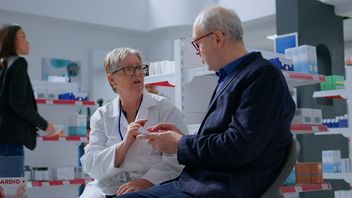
[270,57,294,71]
[320,75,345,91]
[295,162,323,184]
[67,114,87,136]
[285,45,318,74]
[322,150,341,173]
[293,108,322,124]
[322,115,349,128]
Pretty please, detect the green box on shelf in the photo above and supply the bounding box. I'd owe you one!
[326,75,344,83]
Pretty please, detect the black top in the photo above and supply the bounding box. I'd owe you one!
[0,57,47,150]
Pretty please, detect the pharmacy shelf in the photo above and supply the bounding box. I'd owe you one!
[280,183,332,194]
[187,124,328,135]
[184,66,215,84]
[282,71,325,88]
[291,123,329,134]
[186,123,328,135]
[145,73,175,87]
[313,89,348,99]
[315,128,352,138]
[145,68,324,89]
[324,173,352,184]
[36,99,95,106]
[27,178,93,187]
[37,136,88,142]
[183,67,325,87]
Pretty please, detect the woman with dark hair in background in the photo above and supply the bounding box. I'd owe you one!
[0,23,56,177]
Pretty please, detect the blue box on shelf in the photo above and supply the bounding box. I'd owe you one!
[58,92,75,100]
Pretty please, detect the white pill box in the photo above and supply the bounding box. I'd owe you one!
[293,108,313,124]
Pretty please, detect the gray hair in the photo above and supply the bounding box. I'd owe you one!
[194,6,243,41]
[104,48,142,74]
[104,48,142,93]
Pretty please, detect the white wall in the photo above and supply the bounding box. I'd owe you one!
[218,0,276,22]
[0,10,148,95]
[148,0,216,30]
[0,0,277,31]
[146,26,192,62]
[0,0,149,31]
[0,9,193,102]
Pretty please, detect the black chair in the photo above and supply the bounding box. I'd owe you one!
[260,137,300,198]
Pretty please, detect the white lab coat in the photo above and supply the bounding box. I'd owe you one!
[80,92,187,198]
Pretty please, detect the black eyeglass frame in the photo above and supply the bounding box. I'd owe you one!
[111,64,149,76]
[191,32,215,52]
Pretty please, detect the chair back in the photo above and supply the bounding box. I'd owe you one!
[260,137,300,198]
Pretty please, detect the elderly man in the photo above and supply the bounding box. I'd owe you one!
[117,5,295,198]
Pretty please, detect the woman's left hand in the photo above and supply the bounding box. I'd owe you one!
[116,178,153,195]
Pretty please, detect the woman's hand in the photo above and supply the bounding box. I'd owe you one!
[123,119,147,146]
[45,122,56,136]
[116,178,153,195]
[115,119,147,167]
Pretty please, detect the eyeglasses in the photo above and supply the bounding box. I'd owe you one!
[191,32,215,52]
[111,64,149,76]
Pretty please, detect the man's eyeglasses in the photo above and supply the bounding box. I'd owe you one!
[111,64,149,76]
[191,32,215,52]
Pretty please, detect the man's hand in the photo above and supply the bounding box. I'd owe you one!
[116,178,153,195]
[137,123,183,154]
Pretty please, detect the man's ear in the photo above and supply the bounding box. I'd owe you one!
[214,31,225,47]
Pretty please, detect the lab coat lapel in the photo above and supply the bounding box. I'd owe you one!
[107,96,129,139]
[135,92,156,122]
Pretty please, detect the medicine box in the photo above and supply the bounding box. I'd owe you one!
[55,167,75,180]
[311,109,322,124]
[295,162,323,184]
[293,108,313,124]
[322,150,341,173]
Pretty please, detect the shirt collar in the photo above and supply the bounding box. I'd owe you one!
[216,52,254,83]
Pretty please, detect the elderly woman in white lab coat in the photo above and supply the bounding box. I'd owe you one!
[80,48,186,198]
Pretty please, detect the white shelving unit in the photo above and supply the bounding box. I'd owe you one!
[148,38,327,134]
[25,99,95,198]
[324,173,352,184]
[312,66,352,190]
[37,136,88,142]
[313,66,351,130]
[27,178,93,188]
[280,183,332,194]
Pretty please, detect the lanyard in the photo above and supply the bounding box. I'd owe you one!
[117,95,143,141]
[118,106,124,141]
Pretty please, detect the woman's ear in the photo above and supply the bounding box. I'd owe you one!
[107,73,115,86]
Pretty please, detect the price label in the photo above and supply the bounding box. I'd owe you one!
[312,126,319,132]
[63,180,70,185]
[312,75,320,81]
[295,185,303,192]
[45,100,54,105]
